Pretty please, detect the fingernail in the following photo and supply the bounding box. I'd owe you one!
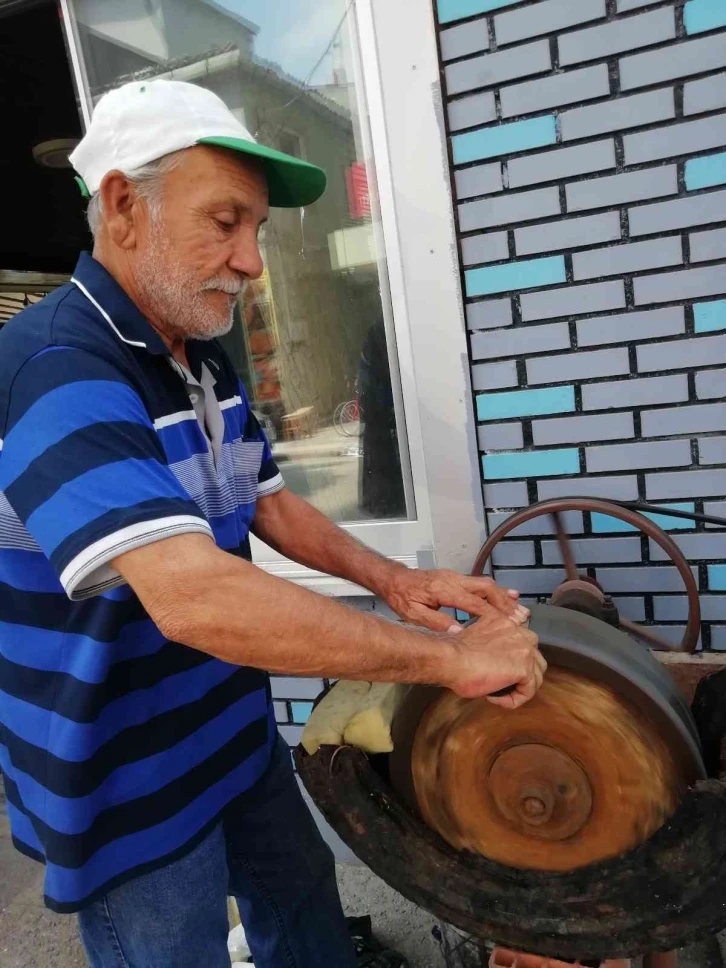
[448,624,463,634]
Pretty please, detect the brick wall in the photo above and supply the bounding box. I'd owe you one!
[436,0,726,649]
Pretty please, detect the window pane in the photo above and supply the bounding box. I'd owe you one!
[68,0,411,523]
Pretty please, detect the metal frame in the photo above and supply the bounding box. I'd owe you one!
[357,0,485,575]
[58,0,92,129]
[57,0,484,592]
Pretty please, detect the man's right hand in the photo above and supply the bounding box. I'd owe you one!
[445,604,545,709]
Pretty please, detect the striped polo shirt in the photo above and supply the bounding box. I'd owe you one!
[0,252,284,912]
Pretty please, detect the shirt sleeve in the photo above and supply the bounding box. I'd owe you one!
[238,382,285,498]
[0,346,213,601]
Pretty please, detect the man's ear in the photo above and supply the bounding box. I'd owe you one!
[98,170,142,250]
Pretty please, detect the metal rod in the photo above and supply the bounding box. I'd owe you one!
[612,500,726,529]
[553,511,579,581]
[619,617,678,652]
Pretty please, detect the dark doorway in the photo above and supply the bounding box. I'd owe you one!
[0,1,90,275]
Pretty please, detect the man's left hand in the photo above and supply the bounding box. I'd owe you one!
[382,568,529,634]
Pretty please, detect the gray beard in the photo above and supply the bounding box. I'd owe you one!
[135,223,241,341]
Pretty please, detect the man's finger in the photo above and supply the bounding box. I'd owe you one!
[464,574,518,598]
[513,669,541,706]
[487,649,544,708]
[407,604,461,634]
[487,674,535,709]
[452,595,530,630]
[532,663,544,694]
[512,605,531,625]
[462,577,526,616]
[451,591,518,621]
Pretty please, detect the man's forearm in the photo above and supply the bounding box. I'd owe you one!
[114,533,543,704]
[252,488,406,597]
[120,534,455,684]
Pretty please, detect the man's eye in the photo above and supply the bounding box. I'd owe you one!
[215,217,236,232]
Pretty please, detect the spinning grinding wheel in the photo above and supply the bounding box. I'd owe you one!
[389,499,706,873]
[407,668,687,871]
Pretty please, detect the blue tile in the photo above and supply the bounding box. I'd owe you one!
[291,702,314,725]
[592,503,696,534]
[477,385,576,421]
[466,256,566,297]
[452,116,557,165]
[694,299,726,333]
[685,152,726,191]
[710,565,726,590]
[437,0,520,24]
[684,0,726,34]
[483,448,580,480]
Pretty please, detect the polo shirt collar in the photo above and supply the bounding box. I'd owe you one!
[70,252,170,356]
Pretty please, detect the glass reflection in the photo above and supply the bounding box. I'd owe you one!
[70,0,410,522]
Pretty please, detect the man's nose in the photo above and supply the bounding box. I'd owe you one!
[228,233,264,281]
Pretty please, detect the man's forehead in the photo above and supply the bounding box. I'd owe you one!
[172,145,269,201]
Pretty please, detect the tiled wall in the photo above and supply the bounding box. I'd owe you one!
[436,0,726,649]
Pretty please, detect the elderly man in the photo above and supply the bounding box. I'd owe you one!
[0,80,543,967]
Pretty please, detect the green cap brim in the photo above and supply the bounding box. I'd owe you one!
[197,136,327,208]
[75,175,91,199]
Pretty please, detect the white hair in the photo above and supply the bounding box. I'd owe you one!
[85,151,184,239]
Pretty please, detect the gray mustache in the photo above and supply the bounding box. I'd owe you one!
[200,278,244,295]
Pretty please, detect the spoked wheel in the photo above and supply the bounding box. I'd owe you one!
[334,400,362,437]
[388,499,705,874]
[472,497,701,654]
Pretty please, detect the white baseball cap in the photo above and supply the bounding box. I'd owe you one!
[69,78,327,208]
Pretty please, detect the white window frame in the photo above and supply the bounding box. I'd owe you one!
[59,0,486,595]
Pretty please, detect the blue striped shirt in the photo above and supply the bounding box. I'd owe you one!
[0,253,283,911]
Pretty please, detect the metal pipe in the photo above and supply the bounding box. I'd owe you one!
[553,511,579,582]
[619,617,679,652]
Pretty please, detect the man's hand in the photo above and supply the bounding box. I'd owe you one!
[382,567,529,633]
[253,491,528,634]
[444,604,545,709]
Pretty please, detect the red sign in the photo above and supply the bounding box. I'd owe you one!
[346,162,370,219]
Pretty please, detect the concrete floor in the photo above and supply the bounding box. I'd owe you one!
[0,804,86,968]
[0,792,720,968]
[336,865,444,967]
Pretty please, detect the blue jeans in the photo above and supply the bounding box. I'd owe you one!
[78,735,357,968]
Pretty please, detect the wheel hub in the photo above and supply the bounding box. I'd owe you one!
[489,743,592,839]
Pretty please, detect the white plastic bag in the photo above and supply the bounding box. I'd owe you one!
[228,922,251,961]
